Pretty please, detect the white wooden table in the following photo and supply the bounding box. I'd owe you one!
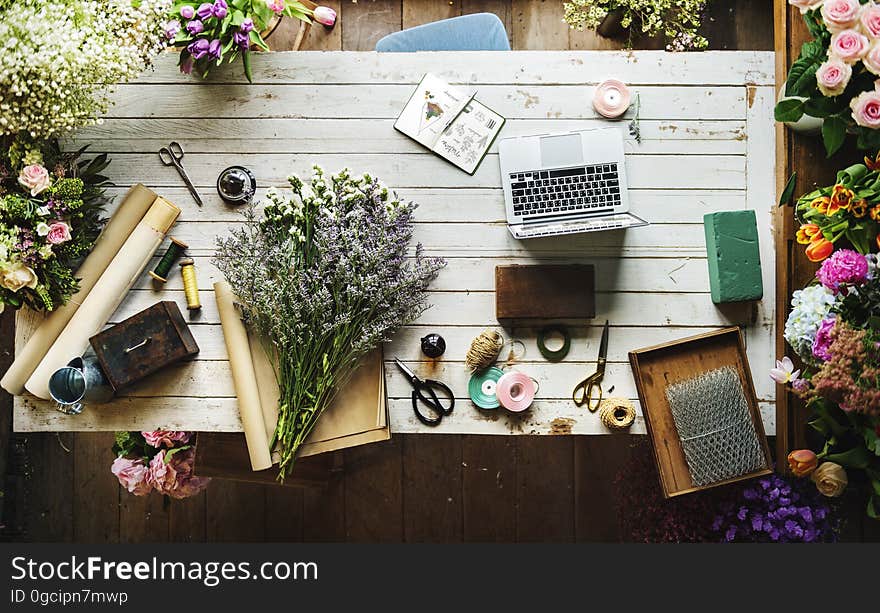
[13,50,777,436]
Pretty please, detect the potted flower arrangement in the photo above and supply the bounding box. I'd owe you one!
[562,0,709,51]
[776,245,880,519]
[0,140,110,313]
[111,431,211,499]
[164,0,313,82]
[776,0,880,156]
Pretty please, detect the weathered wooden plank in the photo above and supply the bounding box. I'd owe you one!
[206,480,266,541]
[133,50,774,85]
[342,0,401,51]
[73,432,120,542]
[461,434,516,541]
[168,493,207,542]
[107,84,749,121]
[263,488,305,541]
[302,452,346,542]
[20,433,75,541]
[120,491,171,543]
[516,436,574,541]
[402,435,463,542]
[344,438,403,541]
[511,0,569,51]
[403,0,460,28]
[574,435,635,542]
[74,118,749,154]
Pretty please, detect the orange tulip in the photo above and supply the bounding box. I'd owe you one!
[866,152,880,170]
[851,199,868,218]
[796,223,820,245]
[830,184,853,213]
[806,237,834,262]
[810,196,831,215]
[871,205,880,221]
[877,234,880,250]
[788,449,819,477]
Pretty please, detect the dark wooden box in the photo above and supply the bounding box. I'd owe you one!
[628,327,772,498]
[89,301,199,392]
[495,264,595,321]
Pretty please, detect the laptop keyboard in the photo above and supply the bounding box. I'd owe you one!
[509,164,621,217]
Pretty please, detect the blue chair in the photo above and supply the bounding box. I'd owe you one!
[375,13,511,52]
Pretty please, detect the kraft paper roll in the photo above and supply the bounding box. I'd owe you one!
[1,184,158,395]
[215,281,273,471]
[25,197,180,399]
[248,328,279,443]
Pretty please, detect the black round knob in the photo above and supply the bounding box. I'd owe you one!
[420,333,446,358]
[217,166,257,204]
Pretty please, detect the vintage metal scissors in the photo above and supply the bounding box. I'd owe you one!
[395,358,455,427]
[572,320,609,411]
[158,141,203,207]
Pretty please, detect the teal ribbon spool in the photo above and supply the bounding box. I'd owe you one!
[149,237,188,283]
[468,367,504,409]
[537,325,571,362]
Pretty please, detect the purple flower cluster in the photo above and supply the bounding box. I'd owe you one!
[816,248,869,294]
[711,474,837,542]
[812,315,837,361]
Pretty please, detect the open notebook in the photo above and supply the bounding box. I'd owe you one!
[395,73,505,175]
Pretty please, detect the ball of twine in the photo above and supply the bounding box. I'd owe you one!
[599,398,636,431]
[466,329,504,372]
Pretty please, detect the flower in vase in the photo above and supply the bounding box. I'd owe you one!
[816,249,869,293]
[770,356,801,385]
[821,0,862,33]
[787,449,819,477]
[186,19,204,35]
[18,164,50,196]
[196,3,214,19]
[812,317,837,361]
[851,81,880,128]
[811,462,848,497]
[46,221,71,245]
[180,5,195,19]
[111,457,152,496]
[830,29,869,64]
[142,430,191,448]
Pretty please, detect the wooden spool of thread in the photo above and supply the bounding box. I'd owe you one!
[179,258,201,311]
[149,237,188,283]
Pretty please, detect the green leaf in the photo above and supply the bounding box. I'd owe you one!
[822,115,847,157]
[868,495,879,519]
[779,172,797,207]
[824,445,871,469]
[775,98,805,123]
[242,50,253,83]
[857,126,880,151]
[785,41,824,97]
[249,30,270,52]
[231,9,245,25]
[804,96,842,118]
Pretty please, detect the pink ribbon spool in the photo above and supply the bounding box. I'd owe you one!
[496,371,538,413]
[593,79,631,118]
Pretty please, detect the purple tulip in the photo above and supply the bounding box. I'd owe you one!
[188,38,210,59]
[186,19,204,35]
[212,0,228,19]
[196,2,213,19]
[180,5,195,19]
[240,17,254,33]
[164,19,181,40]
[233,30,249,48]
[208,38,222,59]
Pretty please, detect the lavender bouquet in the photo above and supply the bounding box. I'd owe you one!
[215,167,445,479]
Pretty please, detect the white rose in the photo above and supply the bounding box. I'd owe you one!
[0,262,39,292]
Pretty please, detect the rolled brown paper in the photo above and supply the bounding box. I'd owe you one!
[1,184,158,395]
[25,197,180,399]
[214,281,273,471]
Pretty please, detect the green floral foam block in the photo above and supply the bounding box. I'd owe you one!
[703,210,763,304]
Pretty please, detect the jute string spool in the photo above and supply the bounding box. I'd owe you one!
[599,398,636,431]
[466,329,504,372]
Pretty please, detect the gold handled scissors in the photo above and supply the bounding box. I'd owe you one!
[572,320,609,411]
[158,141,204,207]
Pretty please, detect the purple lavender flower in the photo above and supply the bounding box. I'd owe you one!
[180,5,195,19]
[196,2,214,19]
[233,30,249,49]
[188,39,210,59]
[240,17,254,33]
[164,20,181,40]
[208,39,222,59]
[212,0,228,19]
[186,19,205,35]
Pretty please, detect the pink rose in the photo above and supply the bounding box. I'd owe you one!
[146,448,210,499]
[141,430,192,448]
[822,0,861,32]
[851,80,880,127]
[861,4,880,37]
[45,221,71,245]
[816,57,852,96]
[789,0,824,14]
[17,164,50,196]
[830,29,869,63]
[111,457,152,496]
[863,41,880,74]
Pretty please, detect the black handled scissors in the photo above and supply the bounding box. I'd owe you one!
[158,141,204,207]
[395,358,454,426]
[572,320,609,411]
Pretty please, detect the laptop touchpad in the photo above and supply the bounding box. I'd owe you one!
[540,133,583,168]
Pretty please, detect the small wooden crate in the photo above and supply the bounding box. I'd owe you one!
[495,264,595,321]
[628,327,773,498]
[89,301,199,392]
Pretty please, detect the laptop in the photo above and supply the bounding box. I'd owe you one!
[499,128,648,239]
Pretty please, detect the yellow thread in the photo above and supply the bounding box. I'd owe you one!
[599,398,635,431]
[179,258,201,311]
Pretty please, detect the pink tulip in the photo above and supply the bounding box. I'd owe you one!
[314,6,337,27]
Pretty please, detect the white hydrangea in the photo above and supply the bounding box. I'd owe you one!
[0,0,170,139]
[784,284,838,361]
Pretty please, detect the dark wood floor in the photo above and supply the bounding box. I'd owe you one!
[7,1,875,544]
